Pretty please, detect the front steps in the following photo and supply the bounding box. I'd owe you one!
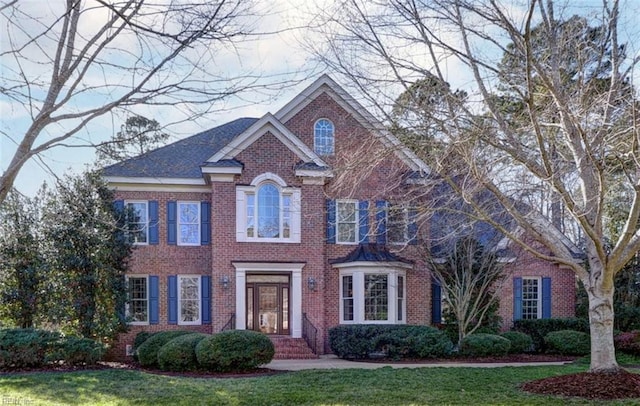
[270,336,318,359]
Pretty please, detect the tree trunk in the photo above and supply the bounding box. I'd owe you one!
[587,284,620,373]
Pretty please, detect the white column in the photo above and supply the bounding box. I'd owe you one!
[291,269,302,338]
[235,270,246,330]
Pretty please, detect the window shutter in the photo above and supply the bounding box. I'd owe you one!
[375,200,387,245]
[358,200,369,244]
[201,276,211,325]
[408,208,418,245]
[431,281,442,324]
[149,276,159,325]
[201,202,211,245]
[114,200,124,213]
[148,201,159,245]
[326,199,336,244]
[513,277,523,320]
[542,277,552,319]
[167,201,177,245]
[168,275,177,325]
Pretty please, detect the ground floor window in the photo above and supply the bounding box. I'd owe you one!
[521,277,541,320]
[126,276,148,324]
[339,268,406,324]
[178,275,201,325]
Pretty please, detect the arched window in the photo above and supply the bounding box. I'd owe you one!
[238,173,300,243]
[314,119,334,156]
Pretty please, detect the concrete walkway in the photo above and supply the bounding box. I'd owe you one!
[266,355,572,371]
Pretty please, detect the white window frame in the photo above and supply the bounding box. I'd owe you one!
[337,266,407,324]
[314,118,335,156]
[521,277,542,320]
[336,199,359,245]
[126,275,149,325]
[236,173,301,243]
[387,205,409,245]
[124,200,149,245]
[178,275,201,325]
[177,201,200,246]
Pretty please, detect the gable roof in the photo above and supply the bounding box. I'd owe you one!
[103,117,257,180]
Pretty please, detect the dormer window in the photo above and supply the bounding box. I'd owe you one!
[314,119,334,156]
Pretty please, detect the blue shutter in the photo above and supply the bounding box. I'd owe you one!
[375,200,387,245]
[149,276,159,324]
[542,277,552,319]
[201,276,211,325]
[407,208,418,245]
[326,199,336,244]
[148,201,159,245]
[432,281,442,324]
[114,200,124,213]
[358,200,369,244]
[168,275,177,325]
[167,201,177,245]
[201,202,211,245]
[513,277,523,320]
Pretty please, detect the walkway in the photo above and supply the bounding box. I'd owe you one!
[265,355,572,371]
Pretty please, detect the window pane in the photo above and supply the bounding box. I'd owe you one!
[342,275,354,321]
[365,274,388,321]
[126,202,148,244]
[314,119,334,155]
[522,278,540,320]
[258,184,280,238]
[337,201,357,243]
[397,275,404,321]
[388,206,408,244]
[282,195,291,238]
[128,277,148,323]
[178,203,199,244]
[179,277,200,323]
[247,194,255,237]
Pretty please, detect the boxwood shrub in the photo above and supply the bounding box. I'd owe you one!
[132,331,155,361]
[137,330,193,367]
[500,331,533,354]
[544,330,590,355]
[0,328,62,368]
[157,333,208,372]
[195,330,274,372]
[329,325,453,359]
[512,318,589,352]
[54,337,106,366]
[459,333,511,357]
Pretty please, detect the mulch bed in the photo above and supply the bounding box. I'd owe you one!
[522,369,640,400]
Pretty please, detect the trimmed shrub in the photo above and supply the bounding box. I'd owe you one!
[132,331,155,361]
[137,330,193,367]
[329,325,453,359]
[0,328,61,368]
[500,331,534,354]
[512,318,589,352]
[459,333,511,357]
[544,330,590,356]
[157,333,207,372]
[55,337,106,366]
[196,330,274,372]
[615,331,640,356]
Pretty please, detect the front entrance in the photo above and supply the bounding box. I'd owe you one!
[246,274,290,335]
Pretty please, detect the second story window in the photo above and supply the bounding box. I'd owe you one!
[125,201,148,244]
[337,200,358,244]
[178,201,200,245]
[314,118,335,156]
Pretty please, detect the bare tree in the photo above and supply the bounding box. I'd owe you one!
[0,0,287,203]
[309,0,640,373]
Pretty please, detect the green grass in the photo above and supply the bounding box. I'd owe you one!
[0,361,638,405]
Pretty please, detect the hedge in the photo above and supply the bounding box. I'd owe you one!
[500,331,533,354]
[195,330,274,372]
[512,318,589,352]
[544,330,590,356]
[136,330,193,367]
[157,333,208,372]
[459,333,511,357]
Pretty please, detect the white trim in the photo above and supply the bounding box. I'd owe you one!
[294,169,334,178]
[124,200,150,245]
[200,166,243,175]
[232,262,305,338]
[207,114,328,168]
[104,176,206,185]
[521,276,542,320]
[207,174,236,183]
[250,172,287,187]
[108,184,211,193]
[332,260,413,270]
[178,275,202,325]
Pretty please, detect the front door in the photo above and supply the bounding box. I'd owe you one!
[246,275,290,335]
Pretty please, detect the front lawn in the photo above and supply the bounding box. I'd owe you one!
[0,363,638,405]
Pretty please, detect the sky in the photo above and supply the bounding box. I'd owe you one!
[2,0,638,198]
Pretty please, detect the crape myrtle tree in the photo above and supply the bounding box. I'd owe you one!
[310,0,640,372]
[42,171,132,341]
[0,188,47,328]
[0,0,287,204]
[428,236,506,348]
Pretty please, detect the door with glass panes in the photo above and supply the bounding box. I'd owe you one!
[246,274,290,335]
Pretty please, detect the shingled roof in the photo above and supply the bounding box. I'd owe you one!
[103,117,258,179]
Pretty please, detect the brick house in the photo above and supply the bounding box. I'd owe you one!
[103,75,578,359]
